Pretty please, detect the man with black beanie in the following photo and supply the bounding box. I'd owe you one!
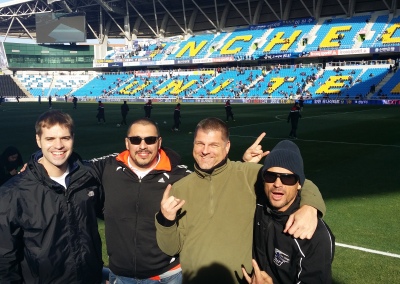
[243,140,335,284]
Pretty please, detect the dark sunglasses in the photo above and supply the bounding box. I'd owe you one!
[262,171,299,186]
[127,136,159,145]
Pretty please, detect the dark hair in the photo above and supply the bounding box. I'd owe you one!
[127,118,160,137]
[35,110,74,137]
[1,146,23,166]
[194,117,229,142]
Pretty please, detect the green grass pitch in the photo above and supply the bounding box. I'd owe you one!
[1,101,399,283]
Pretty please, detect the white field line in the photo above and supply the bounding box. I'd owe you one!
[229,108,400,148]
[336,242,400,259]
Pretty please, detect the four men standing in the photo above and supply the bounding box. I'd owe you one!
[0,108,332,284]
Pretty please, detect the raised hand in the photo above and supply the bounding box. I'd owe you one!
[160,184,185,221]
[242,259,273,284]
[242,132,270,163]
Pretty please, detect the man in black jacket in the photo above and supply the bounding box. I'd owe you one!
[287,102,301,139]
[0,110,104,283]
[144,99,153,118]
[90,118,189,284]
[120,100,130,125]
[171,103,181,131]
[225,99,235,122]
[243,140,335,284]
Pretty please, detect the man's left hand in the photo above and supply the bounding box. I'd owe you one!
[283,205,318,239]
[242,132,270,163]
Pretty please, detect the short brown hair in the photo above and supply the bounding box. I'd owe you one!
[35,110,74,137]
[194,117,230,142]
[127,118,160,137]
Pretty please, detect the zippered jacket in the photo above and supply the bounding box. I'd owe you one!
[254,196,335,283]
[0,151,104,284]
[90,147,190,279]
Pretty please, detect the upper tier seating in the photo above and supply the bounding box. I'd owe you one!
[306,15,371,51]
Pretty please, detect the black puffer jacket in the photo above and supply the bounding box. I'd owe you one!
[90,147,190,279]
[0,151,104,284]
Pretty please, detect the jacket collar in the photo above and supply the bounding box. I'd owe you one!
[28,150,83,191]
[115,148,172,172]
[194,157,229,177]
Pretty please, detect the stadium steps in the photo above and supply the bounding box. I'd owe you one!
[253,28,274,54]
[367,70,394,99]
[304,68,324,92]
[244,70,270,92]
[304,18,325,49]
[363,13,380,41]
[12,76,32,97]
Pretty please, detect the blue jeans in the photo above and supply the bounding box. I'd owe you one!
[109,270,182,284]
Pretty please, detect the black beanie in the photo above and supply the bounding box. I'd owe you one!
[262,140,305,186]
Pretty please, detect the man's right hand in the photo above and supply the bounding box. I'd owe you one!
[242,132,269,163]
[160,184,185,221]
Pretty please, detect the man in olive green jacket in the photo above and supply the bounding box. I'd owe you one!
[156,117,325,284]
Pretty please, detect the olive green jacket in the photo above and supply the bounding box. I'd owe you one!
[156,160,325,283]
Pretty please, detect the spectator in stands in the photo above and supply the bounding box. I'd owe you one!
[242,140,335,284]
[171,103,181,132]
[370,84,376,93]
[287,102,302,139]
[144,99,153,118]
[0,146,24,186]
[97,101,106,124]
[0,110,104,283]
[120,100,130,126]
[225,99,235,122]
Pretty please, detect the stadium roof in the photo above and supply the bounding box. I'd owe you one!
[0,0,398,42]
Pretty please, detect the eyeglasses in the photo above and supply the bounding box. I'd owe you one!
[127,136,159,145]
[262,171,299,186]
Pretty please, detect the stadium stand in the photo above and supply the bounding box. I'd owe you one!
[306,15,371,51]
[1,8,400,104]
[371,68,400,99]
[0,75,27,98]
